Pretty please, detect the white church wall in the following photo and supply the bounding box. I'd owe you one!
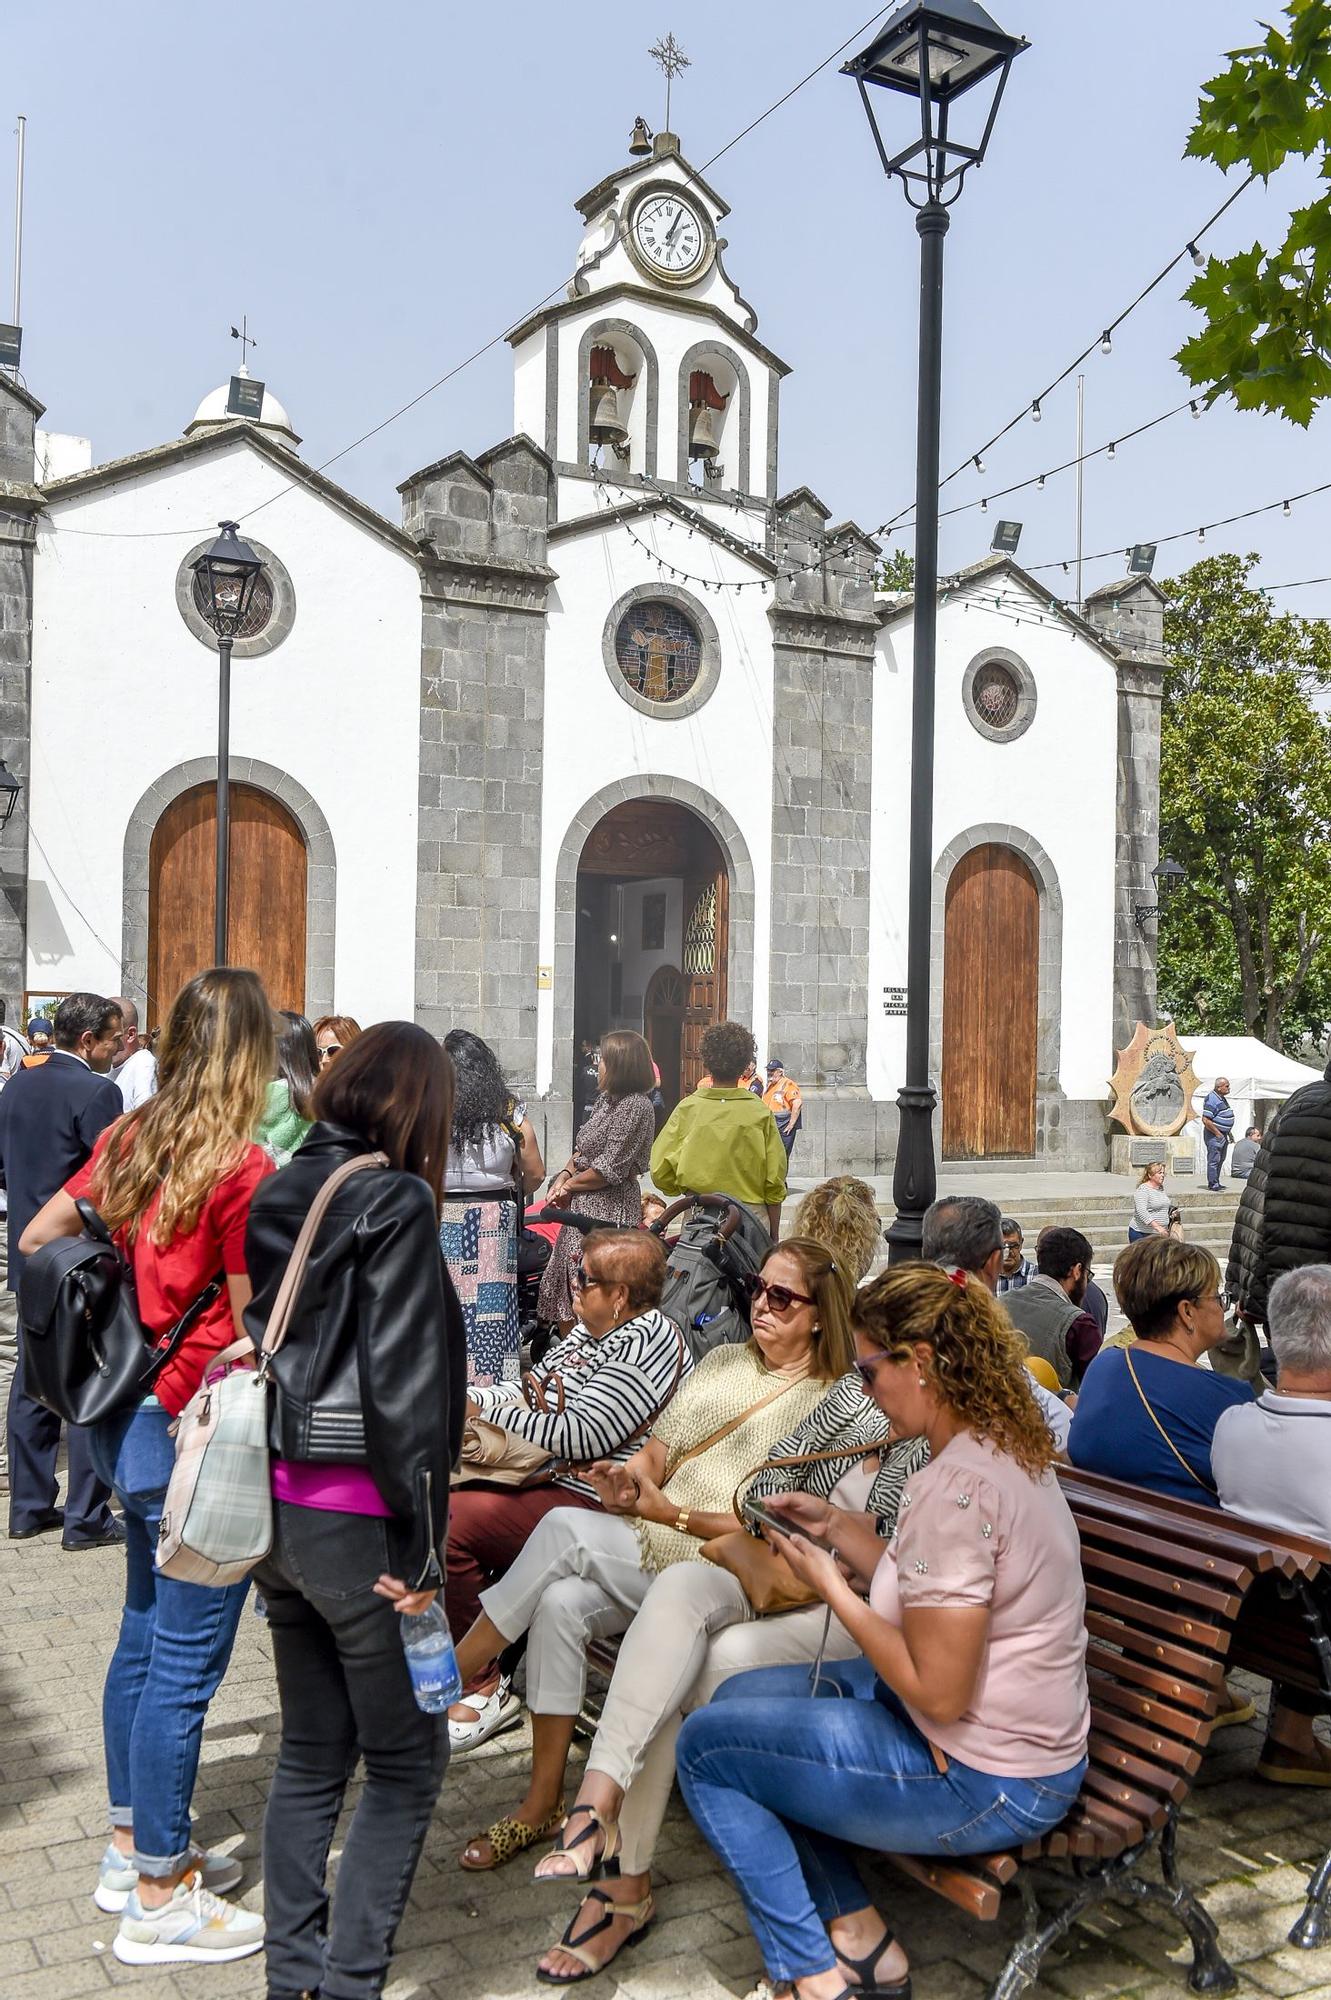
[535,521,774,1093]
[869,594,1118,1106]
[512,330,548,449]
[30,440,420,1021]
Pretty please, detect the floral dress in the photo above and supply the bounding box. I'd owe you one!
[537,1090,655,1324]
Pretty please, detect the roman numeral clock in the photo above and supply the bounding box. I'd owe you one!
[625,187,715,287]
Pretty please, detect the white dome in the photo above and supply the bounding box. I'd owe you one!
[185,371,300,447]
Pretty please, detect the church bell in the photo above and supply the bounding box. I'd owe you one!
[687,369,728,463]
[589,384,628,447]
[628,116,653,157]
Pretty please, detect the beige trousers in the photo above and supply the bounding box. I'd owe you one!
[590,1581,860,1875]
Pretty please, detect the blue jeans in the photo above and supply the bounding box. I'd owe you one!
[676,1660,1086,1983]
[88,1400,248,1874]
[1206,1133,1228,1190]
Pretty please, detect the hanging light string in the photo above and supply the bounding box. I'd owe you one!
[41,4,896,544]
[590,465,778,591]
[874,172,1256,535]
[1022,476,1331,577]
[883,396,1200,537]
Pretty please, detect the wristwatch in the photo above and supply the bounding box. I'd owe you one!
[675,1508,692,1537]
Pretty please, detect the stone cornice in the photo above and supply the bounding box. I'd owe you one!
[507,280,790,378]
[0,482,43,514]
[1115,656,1166,696]
[769,599,879,656]
[417,544,556,613]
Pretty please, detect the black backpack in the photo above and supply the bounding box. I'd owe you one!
[18,1200,220,1426]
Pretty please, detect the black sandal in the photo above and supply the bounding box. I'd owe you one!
[534,1886,654,1985]
[833,1926,912,2000]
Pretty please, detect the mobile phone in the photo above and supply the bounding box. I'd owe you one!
[743,1497,794,1539]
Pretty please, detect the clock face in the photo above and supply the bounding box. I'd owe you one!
[630,191,711,282]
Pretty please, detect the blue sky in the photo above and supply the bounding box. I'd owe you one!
[8,0,1330,612]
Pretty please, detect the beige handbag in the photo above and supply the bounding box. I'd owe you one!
[702,1443,879,1615]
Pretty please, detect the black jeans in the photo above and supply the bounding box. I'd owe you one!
[255,1502,449,2000]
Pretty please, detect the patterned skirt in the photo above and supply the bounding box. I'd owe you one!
[440,1195,520,1388]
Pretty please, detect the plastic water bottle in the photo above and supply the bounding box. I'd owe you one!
[400,1602,463,1713]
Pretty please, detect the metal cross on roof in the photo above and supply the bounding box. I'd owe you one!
[648,32,690,130]
[229,316,258,366]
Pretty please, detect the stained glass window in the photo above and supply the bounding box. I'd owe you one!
[615,601,703,703]
[971,661,1020,730]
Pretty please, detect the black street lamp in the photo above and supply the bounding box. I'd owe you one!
[0,759,22,831]
[190,521,264,965]
[844,0,1027,1262]
[1136,855,1187,928]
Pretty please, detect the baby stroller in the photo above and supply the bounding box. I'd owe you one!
[651,1194,770,1360]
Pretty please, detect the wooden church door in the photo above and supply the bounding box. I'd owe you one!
[941,844,1038,1159]
[148,782,308,1025]
[680,870,729,1094]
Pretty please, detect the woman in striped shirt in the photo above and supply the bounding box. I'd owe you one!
[446,1230,689,1751]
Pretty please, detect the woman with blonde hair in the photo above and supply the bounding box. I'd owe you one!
[1129,1159,1171,1242]
[21,969,277,1968]
[450,1238,891,1927]
[675,1263,1089,2000]
[792,1175,880,1284]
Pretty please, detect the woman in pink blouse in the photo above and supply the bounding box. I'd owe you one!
[676,1262,1089,2000]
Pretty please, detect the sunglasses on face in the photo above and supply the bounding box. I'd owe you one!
[744,1272,816,1313]
[572,1265,612,1294]
[319,1044,341,1060]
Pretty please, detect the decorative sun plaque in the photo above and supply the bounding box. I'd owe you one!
[1108,1021,1201,1138]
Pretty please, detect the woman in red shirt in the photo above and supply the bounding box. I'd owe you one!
[22,967,276,1970]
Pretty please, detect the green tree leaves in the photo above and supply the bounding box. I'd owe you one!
[1177,0,1331,423]
[1159,552,1331,1051]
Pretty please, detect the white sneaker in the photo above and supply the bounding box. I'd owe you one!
[94,1842,243,1913]
[448,1682,523,1752]
[112,1870,264,1964]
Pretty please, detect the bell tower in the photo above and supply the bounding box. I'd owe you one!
[507,117,789,514]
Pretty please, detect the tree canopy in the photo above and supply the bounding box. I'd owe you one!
[1158,552,1331,1051]
[1177,0,1331,423]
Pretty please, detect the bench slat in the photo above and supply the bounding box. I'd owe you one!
[1084,1582,1229,1653]
[1087,1701,1204,1775]
[1085,1611,1227,1684]
[1077,1544,1244,1620]
[1080,1762,1173,1830]
[883,1852,1004,1921]
[1086,1729,1191,1804]
[1072,1515,1252,1591]
[1085,1664,1215,1739]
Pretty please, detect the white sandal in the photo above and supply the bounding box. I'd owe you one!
[448,1683,523,1751]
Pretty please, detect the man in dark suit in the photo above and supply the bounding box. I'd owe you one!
[2,992,125,1546]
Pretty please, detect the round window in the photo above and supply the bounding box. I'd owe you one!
[191,566,275,642]
[971,662,1019,729]
[614,601,702,704]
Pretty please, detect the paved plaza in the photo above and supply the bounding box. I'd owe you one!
[4,1510,1331,2000]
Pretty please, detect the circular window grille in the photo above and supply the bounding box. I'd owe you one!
[191,567,275,642]
[615,601,702,703]
[971,662,1020,730]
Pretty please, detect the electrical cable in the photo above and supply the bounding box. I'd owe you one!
[1023,477,1331,576]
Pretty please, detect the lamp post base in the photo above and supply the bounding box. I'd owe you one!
[884,1080,939,1263]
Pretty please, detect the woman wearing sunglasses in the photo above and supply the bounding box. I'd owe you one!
[675,1262,1089,2000]
[448,1244,891,1942]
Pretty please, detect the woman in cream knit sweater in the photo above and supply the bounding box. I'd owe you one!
[450,1239,889,1905]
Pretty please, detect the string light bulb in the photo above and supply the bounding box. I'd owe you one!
[1031,400,1042,423]
[1037,475,1046,489]
[980,497,988,513]
[1100,330,1112,355]
[974,454,985,473]
[1284,499,1292,517]
[1107,442,1116,461]
[1188,241,1205,268]
[1198,527,1206,543]
[1191,400,1201,419]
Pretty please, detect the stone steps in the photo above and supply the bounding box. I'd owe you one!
[870,1191,1243,1263]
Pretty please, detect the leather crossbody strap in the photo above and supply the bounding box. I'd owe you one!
[730,1439,879,1520]
[665,1374,805,1478]
[255,1153,389,1376]
[1123,1346,1217,1495]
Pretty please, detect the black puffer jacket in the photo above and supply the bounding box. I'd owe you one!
[1252,1059,1331,1303]
[1226,1104,1282,1322]
[244,1122,467,1589]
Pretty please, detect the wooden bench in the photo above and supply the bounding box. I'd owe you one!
[871,1467,1331,1999]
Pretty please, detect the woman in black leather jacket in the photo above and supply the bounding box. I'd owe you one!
[245,1020,466,2000]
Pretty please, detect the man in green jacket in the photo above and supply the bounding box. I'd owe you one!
[650,1022,787,1240]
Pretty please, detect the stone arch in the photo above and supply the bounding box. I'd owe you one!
[676,338,751,494]
[577,317,660,477]
[930,822,1063,1095]
[553,774,755,1079]
[122,756,336,1020]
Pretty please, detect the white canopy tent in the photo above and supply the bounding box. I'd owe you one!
[1180,1034,1322,1147]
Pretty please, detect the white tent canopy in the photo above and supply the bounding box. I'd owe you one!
[1180,1033,1322,1142]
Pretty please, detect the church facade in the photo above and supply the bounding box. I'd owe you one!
[0,125,1163,1174]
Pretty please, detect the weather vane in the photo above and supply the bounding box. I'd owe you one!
[230,315,258,367]
[648,32,690,132]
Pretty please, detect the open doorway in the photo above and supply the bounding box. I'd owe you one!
[574,798,729,1112]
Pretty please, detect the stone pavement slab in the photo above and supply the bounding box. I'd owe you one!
[6,1509,1331,2000]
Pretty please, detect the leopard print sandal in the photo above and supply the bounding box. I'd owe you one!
[459,1805,567,1872]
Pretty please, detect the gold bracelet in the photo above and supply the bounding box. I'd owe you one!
[675,1508,691,1537]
